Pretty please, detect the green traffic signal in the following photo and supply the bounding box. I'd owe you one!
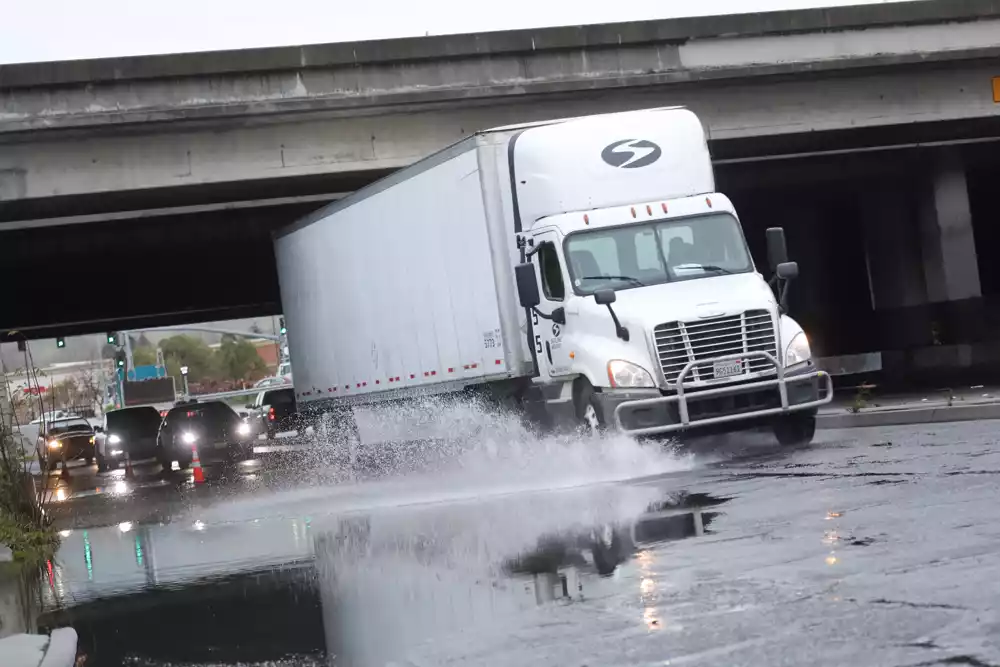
[56,337,66,348]
[106,332,117,345]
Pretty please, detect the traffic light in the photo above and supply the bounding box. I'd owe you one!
[279,317,287,335]
[106,331,118,346]
[56,337,66,349]
[114,349,127,370]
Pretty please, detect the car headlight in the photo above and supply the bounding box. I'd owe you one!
[182,432,197,444]
[47,440,62,449]
[785,331,812,367]
[607,360,656,388]
[110,449,124,456]
[237,422,251,436]
[108,434,122,444]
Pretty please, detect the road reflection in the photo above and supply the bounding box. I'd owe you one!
[39,482,728,666]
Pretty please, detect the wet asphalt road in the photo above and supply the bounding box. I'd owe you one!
[35,420,1000,667]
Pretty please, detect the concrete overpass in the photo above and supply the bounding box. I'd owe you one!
[3,0,1000,385]
[3,0,1000,207]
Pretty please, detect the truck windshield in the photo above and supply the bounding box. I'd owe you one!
[564,212,753,295]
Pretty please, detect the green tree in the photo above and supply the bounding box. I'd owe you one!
[159,335,214,382]
[214,335,267,383]
[132,346,157,367]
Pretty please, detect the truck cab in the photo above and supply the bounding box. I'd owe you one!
[509,108,831,443]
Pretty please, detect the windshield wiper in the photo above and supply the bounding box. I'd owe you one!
[579,275,646,287]
[674,264,735,275]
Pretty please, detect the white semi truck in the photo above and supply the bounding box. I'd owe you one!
[275,108,833,444]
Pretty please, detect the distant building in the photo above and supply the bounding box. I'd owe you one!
[4,359,112,421]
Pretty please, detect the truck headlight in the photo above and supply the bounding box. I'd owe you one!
[607,360,655,388]
[47,440,62,449]
[785,332,812,367]
[237,422,251,436]
[108,434,122,445]
[182,432,197,444]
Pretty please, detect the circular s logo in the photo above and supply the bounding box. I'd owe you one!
[601,139,662,169]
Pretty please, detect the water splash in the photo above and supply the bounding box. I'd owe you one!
[202,395,695,523]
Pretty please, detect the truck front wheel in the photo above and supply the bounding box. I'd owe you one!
[575,382,607,433]
[773,413,817,447]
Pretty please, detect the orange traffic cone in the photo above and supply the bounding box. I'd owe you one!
[124,451,136,481]
[191,446,205,484]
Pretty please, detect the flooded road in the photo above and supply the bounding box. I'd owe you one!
[34,419,1000,667]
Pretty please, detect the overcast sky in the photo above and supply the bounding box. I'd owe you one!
[1,0,908,64]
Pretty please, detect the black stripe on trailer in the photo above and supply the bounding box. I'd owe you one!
[506,129,527,234]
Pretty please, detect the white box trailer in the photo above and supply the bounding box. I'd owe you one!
[275,107,832,443]
[275,129,531,400]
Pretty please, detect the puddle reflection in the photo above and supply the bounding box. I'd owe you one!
[40,484,729,666]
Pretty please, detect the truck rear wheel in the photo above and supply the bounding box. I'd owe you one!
[773,413,817,447]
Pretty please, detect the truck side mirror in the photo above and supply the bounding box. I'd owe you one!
[765,227,789,271]
[594,289,617,306]
[515,263,540,308]
[776,261,799,280]
[593,289,629,341]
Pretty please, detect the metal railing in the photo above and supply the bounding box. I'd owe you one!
[614,350,833,437]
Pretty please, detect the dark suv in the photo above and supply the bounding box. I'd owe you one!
[157,401,254,470]
[97,406,163,472]
[247,388,299,439]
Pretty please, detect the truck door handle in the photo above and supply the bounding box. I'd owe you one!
[545,341,553,364]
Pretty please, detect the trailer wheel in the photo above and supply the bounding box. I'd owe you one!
[773,412,817,447]
[575,381,606,433]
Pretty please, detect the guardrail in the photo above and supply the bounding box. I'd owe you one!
[184,386,291,403]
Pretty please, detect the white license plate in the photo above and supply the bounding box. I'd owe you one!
[712,360,744,379]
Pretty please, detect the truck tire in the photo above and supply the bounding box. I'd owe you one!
[575,381,607,433]
[773,413,817,447]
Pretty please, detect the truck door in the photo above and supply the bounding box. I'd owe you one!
[530,231,571,378]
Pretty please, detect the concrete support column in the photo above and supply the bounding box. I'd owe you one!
[919,151,981,304]
[863,188,927,310]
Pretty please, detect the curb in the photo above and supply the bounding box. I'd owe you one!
[39,628,77,667]
[817,403,1000,429]
[0,628,77,667]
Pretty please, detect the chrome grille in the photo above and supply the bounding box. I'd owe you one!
[653,310,777,385]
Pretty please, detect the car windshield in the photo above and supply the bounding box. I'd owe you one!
[107,408,162,434]
[265,389,294,406]
[47,420,92,435]
[165,401,237,427]
[564,213,753,295]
